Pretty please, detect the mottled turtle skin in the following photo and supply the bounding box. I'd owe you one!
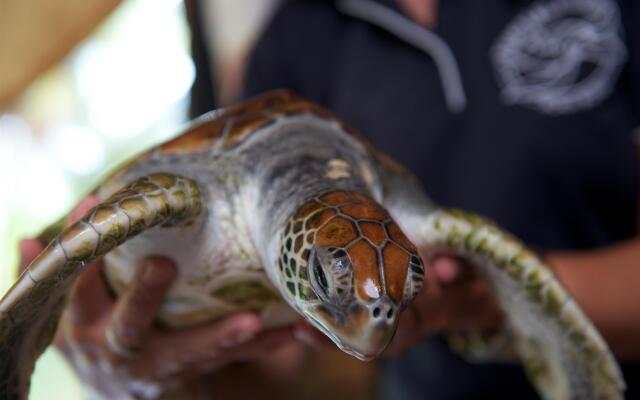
[0,91,625,399]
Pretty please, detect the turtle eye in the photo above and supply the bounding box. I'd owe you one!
[332,249,350,272]
[310,248,353,304]
[330,249,352,303]
[311,251,330,300]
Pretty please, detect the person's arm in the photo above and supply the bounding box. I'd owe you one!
[547,239,640,360]
[543,0,640,361]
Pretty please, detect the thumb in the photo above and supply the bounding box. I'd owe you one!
[432,256,462,285]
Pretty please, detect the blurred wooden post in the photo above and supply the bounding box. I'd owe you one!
[0,0,122,107]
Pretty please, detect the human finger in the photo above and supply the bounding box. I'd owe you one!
[18,239,44,273]
[218,326,295,363]
[432,256,462,284]
[107,257,177,356]
[66,258,113,325]
[142,312,265,378]
[66,196,101,226]
[20,195,100,274]
[60,197,114,326]
[292,323,331,350]
[430,254,478,286]
[445,281,503,330]
[151,312,263,358]
[182,327,296,379]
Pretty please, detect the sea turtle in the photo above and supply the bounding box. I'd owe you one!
[0,90,625,399]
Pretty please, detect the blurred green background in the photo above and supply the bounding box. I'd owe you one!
[0,0,193,397]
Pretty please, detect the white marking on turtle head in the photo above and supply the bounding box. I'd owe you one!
[363,278,380,299]
[328,159,350,169]
[326,158,352,180]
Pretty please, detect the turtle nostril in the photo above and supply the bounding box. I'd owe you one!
[387,309,394,319]
[373,307,381,318]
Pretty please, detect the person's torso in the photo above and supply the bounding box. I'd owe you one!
[242,0,640,397]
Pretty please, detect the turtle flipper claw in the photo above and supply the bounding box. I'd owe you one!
[0,173,203,399]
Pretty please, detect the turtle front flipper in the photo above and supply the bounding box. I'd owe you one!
[415,209,625,400]
[0,173,203,399]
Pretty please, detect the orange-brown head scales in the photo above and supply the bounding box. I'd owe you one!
[278,191,424,360]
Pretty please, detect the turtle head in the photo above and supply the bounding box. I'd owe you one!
[278,191,424,360]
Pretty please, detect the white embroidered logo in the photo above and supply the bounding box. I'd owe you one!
[491,0,627,114]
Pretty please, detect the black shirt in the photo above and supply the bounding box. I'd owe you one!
[242,0,640,398]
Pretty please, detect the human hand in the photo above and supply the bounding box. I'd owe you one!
[386,254,503,355]
[19,197,296,399]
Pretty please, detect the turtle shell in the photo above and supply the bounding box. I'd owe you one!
[158,90,339,154]
[103,89,377,191]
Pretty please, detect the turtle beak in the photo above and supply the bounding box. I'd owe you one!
[305,297,399,361]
